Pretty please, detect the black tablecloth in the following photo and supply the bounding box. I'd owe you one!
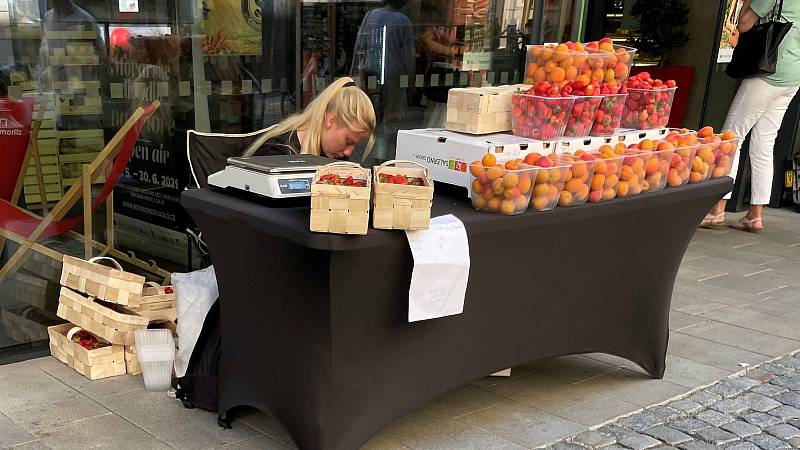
[181,178,732,450]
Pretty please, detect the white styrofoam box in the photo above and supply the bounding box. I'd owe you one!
[616,128,669,146]
[396,129,556,194]
[557,128,669,154]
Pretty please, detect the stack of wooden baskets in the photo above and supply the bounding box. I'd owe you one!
[48,255,176,380]
[310,160,434,235]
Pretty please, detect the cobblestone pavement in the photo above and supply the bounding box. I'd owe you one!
[544,352,800,450]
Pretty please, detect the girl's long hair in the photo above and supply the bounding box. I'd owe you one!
[243,77,376,159]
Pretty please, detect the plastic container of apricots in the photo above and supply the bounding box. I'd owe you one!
[524,44,613,86]
[469,155,538,215]
[617,150,650,198]
[557,151,597,206]
[563,95,603,138]
[590,146,625,203]
[523,152,570,211]
[590,93,628,137]
[621,87,678,130]
[511,93,576,140]
[639,144,675,193]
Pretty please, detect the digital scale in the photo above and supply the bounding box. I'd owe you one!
[207,154,336,198]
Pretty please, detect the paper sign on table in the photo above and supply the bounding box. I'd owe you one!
[405,214,470,322]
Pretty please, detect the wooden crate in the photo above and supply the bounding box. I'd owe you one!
[60,255,145,305]
[310,162,371,235]
[445,86,517,135]
[373,160,434,230]
[56,287,149,346]
[48,323,126,380]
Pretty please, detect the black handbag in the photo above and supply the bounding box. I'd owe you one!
[726,0,793,79]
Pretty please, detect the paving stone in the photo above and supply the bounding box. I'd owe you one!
[773,391,800,409]
[667,400,703,415]
[746,433,792,449]
[678,441,718,450]
[760,363,795,376]
[771,375,800,391]
[653,447,679,450]
[601,447,628,450]
[697,409,735,427]
[752,383,788,397]
[764,423,800,440]
[769,405,800,421]
[782,356,800,369]
[670,419,710,435]
[742,411,782,428]
[724,443,759,450]
[707,381,747,399]
[788,437,800,448]
[677,441,718,450]
[711,398,749,415]
[617,413,663,433]
[571,430,616,448]
[720,421,761,438]
[730,378,761,391]
[692,426,740,446]
[618,433,662,450]
[642,426,693,446]
[647,406,683,423]
[790,418,800,428]
[688,391,722,407]
[739,392,783,412]
[597,425,636,441]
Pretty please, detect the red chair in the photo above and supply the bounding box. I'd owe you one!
[0,100,169,282]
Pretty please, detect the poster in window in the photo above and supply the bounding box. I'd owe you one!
[718,0,744,63]
[201,0,262,55]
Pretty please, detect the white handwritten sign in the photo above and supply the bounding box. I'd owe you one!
[405,214,470,322]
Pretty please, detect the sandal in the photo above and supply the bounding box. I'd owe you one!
[699,212,727,230]
[730,216,764,234]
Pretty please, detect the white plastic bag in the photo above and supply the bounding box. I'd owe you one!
[172,265,219,377]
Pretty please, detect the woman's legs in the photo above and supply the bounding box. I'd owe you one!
[707,78,797,228]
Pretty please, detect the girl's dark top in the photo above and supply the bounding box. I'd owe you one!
[252,131,302,156]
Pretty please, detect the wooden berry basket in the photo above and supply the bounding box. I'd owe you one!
[310,162,371,235]
[125,345,142,375]
[48,323,126,380]
[373,160,434,230]
[56,287,149,346]
[60,255,145,306]
[127,283,177,322]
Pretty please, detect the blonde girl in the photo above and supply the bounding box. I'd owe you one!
[243,77,376,160]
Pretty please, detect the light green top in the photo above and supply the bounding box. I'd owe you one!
[751,0,800,86]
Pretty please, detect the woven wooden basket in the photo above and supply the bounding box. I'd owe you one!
[373,160,434,230]
[60,256,146,306]
[310,162,371,235]
[124,344,142,375]
[56,287,149,346]
[127,283,177,322]
[48,323,126,380]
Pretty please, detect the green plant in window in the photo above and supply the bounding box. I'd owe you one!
[629,0,690,65]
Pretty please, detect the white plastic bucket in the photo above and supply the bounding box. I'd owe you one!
[135,329,175,391]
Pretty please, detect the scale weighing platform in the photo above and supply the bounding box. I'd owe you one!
[207,154,336,198]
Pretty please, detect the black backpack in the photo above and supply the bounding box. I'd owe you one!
[174,299,221,412]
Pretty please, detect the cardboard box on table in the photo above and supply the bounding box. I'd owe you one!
[396,129,555,196]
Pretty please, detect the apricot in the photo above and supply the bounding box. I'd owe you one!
[481,186,494,200]
[531,195,549,210]
[535,67,547,82]
[598,144,613,155]
[524,152,541,165]
[617,180,630,198]
[604,173,619,188]
[697,147,713,163]
[691,156,704,172]
[487,166,504,181]
[482,153,496,167]
[492,178,505,195]
[668,169,683,187]
[577,185,590,201]
[565,178,584,193]
[558,191,573,206]
[588,190,603,203]
[645,158,660,176]
[628,174,639,188]
[646,172,662,187]
[565,65,577,80]
[689,171,703,183]
[500,199,515,215]
[518,175,532,194]
[720,130,736,141]
[614,62,628,80]
[536,170,550,184]
[549,67,566,83]
[533,183,549,197]
[488,196,501,211]
[548,184,560,199]
[591,174,605,191]
[698,126,714,138]
[471,179,483,194]
[472,195,487,209]
[515,195,529,211]
[594,159,608,174]
[572,162,589,179]
[639,139,654,151]
[549,168,563,183]
[712,166,726,178]
[503,172,519,188]
[620,165,633,181]
[504,186,521,199]
[470,161,485,177]
[602,187,616,200]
